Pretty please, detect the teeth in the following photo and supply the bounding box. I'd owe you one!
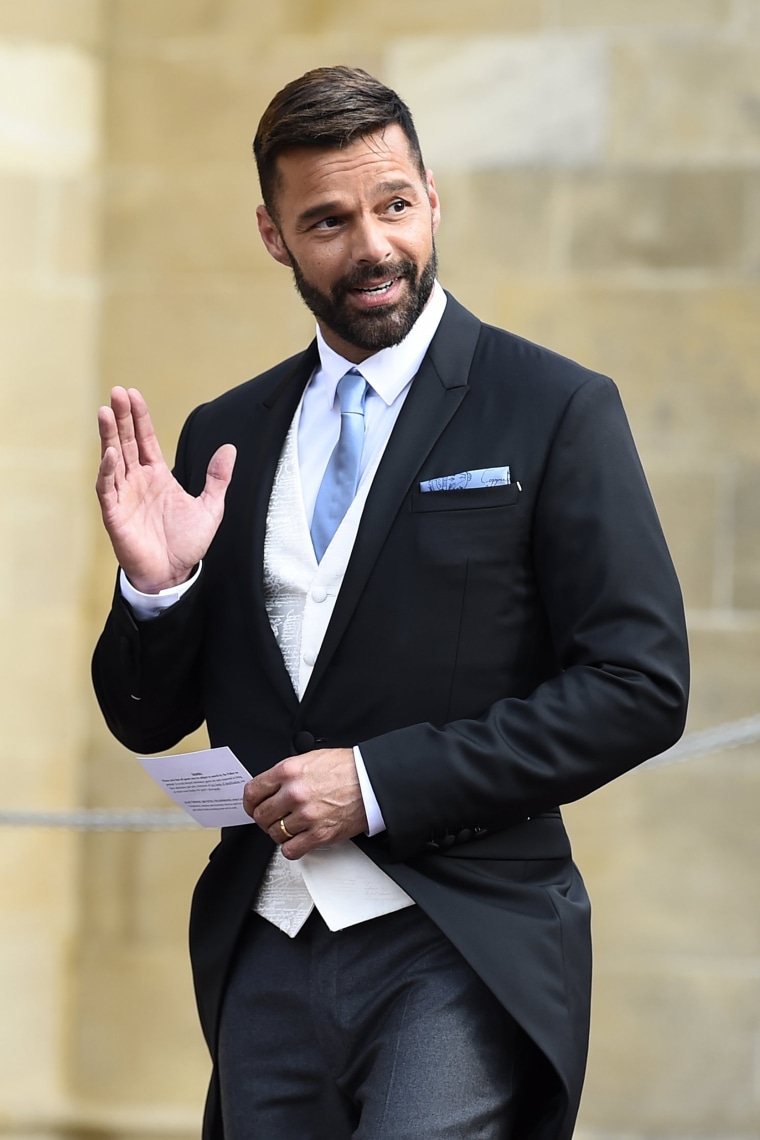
[359,280,394,294]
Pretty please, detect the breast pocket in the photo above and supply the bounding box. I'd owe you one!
[411,483,521,513]
[411,483,524,567]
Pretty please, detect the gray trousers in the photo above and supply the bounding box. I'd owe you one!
[217,905,524,1139]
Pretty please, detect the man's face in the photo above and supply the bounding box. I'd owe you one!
[256,125,441,363]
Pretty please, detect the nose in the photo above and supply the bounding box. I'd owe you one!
[351,215,393,265]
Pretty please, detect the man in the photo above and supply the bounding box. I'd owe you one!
[92,66,689,1140]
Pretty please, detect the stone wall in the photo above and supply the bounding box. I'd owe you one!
[1,1,758,1136]
[0,0,103,1133]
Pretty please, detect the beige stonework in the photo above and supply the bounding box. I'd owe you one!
[301,0,544,34]
[551,0,734,26]
[644,463,721,612]
[565,169,746,274]
[0,41,100,176]
[387,35,607,171]
[0,0,102,45]
[436,170,560,280]
[1,6,759,1138]
[610,37,760,163]
[486,284,760,462]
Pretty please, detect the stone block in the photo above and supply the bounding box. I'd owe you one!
[385,35,607,171]
[0,454,91,611]
[100,273,312,445]
[686,626,760,729]
[71,944,209,1105]
[580,968,760,1133]
[0,830,78,927]
[104,166,258,273]
[734,462,760,608]
[0,0,102,45]
[435,170,557,284]
[0,926,71,1104]
[0,175,41,276]
[610,38,760,163]
[644,462,719,611]
[308,0,542,34]
[105,54,269,168]
[78,824,213,943]
[51,176,101,276]
[745,169,760,275]
[109,0,220,37]
[566,169,745,273]
[735,0,760,31]
[109,0,305,42]
[553,0,733,25]
[78,828,215,945]
[490,284,760,462]
[0,286,98,449]
[566,750,760,961]
[0,611,88,776]
[0,41,100,176]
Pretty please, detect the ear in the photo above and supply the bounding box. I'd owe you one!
[426,170,441,235]
[256,205,292,267]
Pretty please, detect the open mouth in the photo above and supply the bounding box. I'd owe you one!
[355,279,397,296]
[348,276,406,308]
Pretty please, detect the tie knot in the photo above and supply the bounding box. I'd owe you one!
[337,368,367,416]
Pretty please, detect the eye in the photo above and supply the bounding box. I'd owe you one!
[388,199,408,214]
[314,216,343,231]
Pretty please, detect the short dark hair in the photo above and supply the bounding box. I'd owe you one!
[253,66,426,217]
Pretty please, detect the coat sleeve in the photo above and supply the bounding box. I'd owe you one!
[358,374,690,861]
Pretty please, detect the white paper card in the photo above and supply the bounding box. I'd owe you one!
[138,746,254,828]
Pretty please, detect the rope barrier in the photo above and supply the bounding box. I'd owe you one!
[1,713,758,830]
[641,712,760,769]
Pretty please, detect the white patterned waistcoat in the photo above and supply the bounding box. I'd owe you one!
[253,404,413,937]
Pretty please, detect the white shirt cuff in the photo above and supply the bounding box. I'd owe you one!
[119,563,202,621]
[353,745,386,836]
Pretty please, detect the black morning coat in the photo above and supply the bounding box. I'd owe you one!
[93,293,690,1139]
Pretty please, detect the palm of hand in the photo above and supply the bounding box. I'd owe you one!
[96,387,236,594]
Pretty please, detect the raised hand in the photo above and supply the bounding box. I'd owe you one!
[96,386,236,594]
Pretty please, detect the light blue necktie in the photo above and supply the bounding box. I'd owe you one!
[310,367,368,562]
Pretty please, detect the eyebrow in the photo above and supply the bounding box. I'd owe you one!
[295,180,419,229]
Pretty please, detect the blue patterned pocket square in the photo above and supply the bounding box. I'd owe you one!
[420,466,511,492]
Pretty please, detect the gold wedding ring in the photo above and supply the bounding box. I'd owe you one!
[279,818,294,840]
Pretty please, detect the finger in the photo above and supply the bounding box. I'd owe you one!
[250,790,294,833]
[279,828,325,860]
[97,405,119,461]
[243,770,282,817]
[199,444,237,520]
[95,445,119,503]
[268,815,300,846]
[110,386,142,473]
[98,404,131,491]
[127,387,166,467]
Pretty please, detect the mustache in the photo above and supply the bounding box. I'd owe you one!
[333,261,415,297]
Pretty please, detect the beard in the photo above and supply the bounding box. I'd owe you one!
[286,241,438,354]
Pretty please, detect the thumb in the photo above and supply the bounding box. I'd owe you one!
[200,443,237,515]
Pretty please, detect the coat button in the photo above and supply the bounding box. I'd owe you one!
[293,731,316,753]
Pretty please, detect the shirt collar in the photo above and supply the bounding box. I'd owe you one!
[314,281,447,408]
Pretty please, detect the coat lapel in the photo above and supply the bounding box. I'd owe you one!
[300,295,482,707]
